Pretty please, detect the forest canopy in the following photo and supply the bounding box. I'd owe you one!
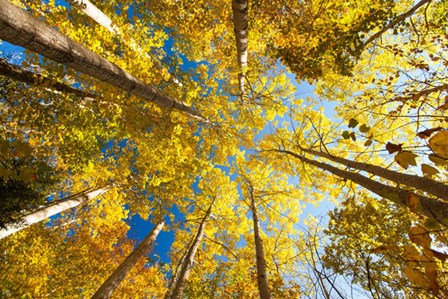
[0,0,448,298]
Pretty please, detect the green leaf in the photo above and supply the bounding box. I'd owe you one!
[342,131,350,139]
[348,118,358,128]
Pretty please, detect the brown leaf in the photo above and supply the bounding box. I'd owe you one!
[417,127,443,139]
[423,261,440,295]
[421,164,439,177]
[436,102,448,111]
[371,245,400,254]
[428,248,448,262]
[406,193,421,213]
[404,266,430,289]
[428,154,448,166]
[394,151,417,169]
[409,226,431,248]
[386,142,403,154]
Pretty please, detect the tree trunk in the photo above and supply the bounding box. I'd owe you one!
[0,0,203,120]
[249,186,272,299]
[277,149,448,225]
[69,0,118,34]
[301,147,448,201]
[170,198,216,299]
[232,0,248,95]
[91,220,165,299]
[0,188,107,240]
[69,0,183,87]
[0,58,97,99]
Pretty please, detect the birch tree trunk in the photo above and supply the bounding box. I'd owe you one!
[69,0,183,87]
[0,0,203,120]
[170,198,216,299]
[276,149,448,225]
[91,220,165,299]
[301,147,448,201]
[232,0,248,95]
[248,185,272,299]
[0,188,106,240]
[0,58,97,99]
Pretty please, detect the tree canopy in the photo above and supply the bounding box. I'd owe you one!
[0,0,447,298]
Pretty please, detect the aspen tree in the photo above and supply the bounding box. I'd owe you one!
[0,188,107,239]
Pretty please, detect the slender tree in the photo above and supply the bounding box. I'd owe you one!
[231,0,248,95]
[169,197,216,299]
[246,180,272,299]
[0,0,203,120]
[0,58,97,99]
[272,149,448,225]
[299,146,448,201]
[69,0,119,34]
[0,188,107,239]
[68,0,183,87]
[91,220,165,299]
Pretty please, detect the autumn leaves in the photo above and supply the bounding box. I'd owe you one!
[1,0,448,297]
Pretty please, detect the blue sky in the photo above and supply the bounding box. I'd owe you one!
[0,32,340,261]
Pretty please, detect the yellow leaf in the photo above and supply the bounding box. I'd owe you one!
[404,266,430,289]
[394,151,417,169]
[421,164,439,177]
[429,130,448,159]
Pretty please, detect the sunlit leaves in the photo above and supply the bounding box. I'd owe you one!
[428,130,448,159]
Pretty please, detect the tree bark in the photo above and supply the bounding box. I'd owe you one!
[363,0,430,48]
[248,185,272,299]
[0,188,107,240]
[69,0,118,34]
[170,198,216,299]
[0,0,203,120]
[69,0,183,87]
[301,147,448,201]
[91,220,165,299]
[0,58,97,99]
[276,149,448,225]
[232,0,248,95]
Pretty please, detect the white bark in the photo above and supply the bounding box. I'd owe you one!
[91,220,165,299]
[232,0,248,95]
[70,0,183,87]
[249,188,272,299]
[0,0,203,120]
[0,188,107,240]
[69,0,118,34]
[169,199,215,299]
